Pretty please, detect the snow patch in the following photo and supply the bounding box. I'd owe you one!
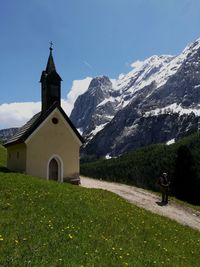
[110,78,118,89]
[105,115,114,120]
[166,139,175,145]
[131,60,144,69]
[97,97,116,107]
[144,103,200,117]
[122,124,139,137]
[90,123,108,136]
[77,128,83,135]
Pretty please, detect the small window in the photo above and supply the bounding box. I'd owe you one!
[52,117,58,124]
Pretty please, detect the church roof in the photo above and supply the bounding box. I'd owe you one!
[4,103,84,147]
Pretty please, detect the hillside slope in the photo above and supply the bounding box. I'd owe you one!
[0,173,200,266]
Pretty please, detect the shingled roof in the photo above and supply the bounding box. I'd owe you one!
[4,103,84,147]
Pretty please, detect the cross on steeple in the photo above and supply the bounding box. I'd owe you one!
[49,41,53,51]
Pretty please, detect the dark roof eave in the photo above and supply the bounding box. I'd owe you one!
[4,139,25,148]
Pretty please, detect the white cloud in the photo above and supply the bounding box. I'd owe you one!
[0,102,41,129]
[0,77,92,130]
[64,77,92,115]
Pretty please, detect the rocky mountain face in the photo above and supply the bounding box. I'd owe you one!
[70,37,200,157]
[70,76,120,139]
[0,128,19,143]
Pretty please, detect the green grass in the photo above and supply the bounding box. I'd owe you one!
[1,144,200,266]
[0,173,200,267]
[0,145,6,167]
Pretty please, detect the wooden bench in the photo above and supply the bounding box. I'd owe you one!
[63,176,81,185]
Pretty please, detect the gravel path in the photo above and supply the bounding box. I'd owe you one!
[81,176,200,231]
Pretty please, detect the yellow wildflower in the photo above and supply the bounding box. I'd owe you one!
[68,234,73,239]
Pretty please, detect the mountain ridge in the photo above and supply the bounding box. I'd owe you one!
[0,128,19,143]
[70,37,200,156]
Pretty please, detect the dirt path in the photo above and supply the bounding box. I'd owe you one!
[80,176,200,231]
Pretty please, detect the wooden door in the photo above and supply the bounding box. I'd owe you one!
[49,158,58,181]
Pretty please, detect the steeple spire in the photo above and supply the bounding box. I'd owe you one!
[45,42,56,74]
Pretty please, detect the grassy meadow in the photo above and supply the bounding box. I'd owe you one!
[0,145,200,266]
[0,144,6,168]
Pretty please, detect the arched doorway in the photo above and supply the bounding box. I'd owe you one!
[47,155,63,182]
[49,158,58,181]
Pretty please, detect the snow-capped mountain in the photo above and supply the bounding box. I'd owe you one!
[70,55,181,139]
[0,128,19,143]
[70,76,120,138]
[70,37,200,156]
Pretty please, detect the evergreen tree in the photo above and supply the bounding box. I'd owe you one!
[173,145,198,204]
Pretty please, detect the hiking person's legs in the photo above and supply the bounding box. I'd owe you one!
[164,188,169,204]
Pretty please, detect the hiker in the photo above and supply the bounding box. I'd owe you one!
[157,172,170,205]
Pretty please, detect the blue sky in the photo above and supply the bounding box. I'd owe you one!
[1,0,200,105]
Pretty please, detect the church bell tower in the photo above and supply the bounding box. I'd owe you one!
[40,43,62,112]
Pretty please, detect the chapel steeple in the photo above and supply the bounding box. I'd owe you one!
[40,43,62,112]
[46,43,56,74]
